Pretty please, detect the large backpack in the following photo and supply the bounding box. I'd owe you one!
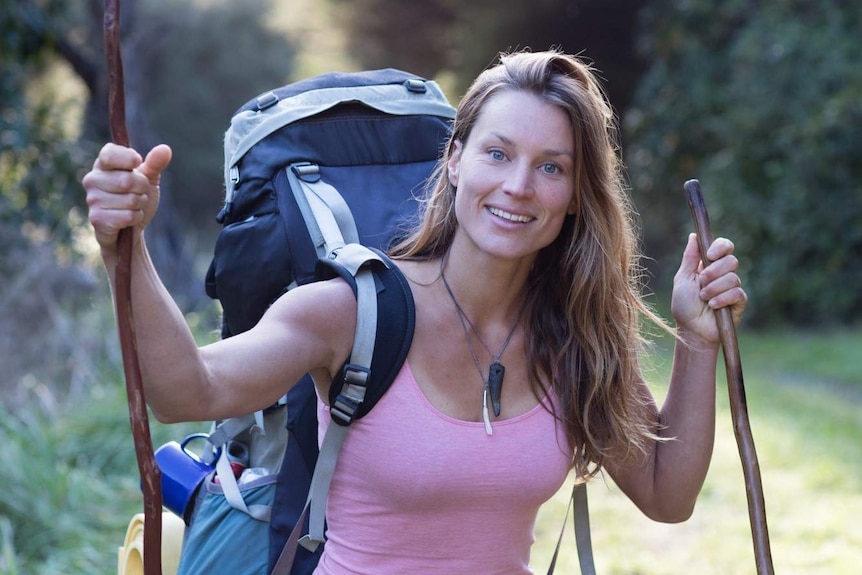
[170,69,456,575]
[162,68,597,575]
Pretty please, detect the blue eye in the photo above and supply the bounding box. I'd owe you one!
[542,163,561,175]
[490,149,506,161]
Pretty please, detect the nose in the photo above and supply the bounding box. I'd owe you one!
[501,160,534,199]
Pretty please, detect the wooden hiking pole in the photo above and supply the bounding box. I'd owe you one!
[684,179,774,575]
[104,1,163,574]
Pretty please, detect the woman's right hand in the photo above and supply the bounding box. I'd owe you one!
[82,143,172,255]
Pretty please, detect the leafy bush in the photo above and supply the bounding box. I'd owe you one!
[0,322,203,575]
[627,0,862,326]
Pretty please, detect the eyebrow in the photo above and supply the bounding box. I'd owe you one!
[491,132,574,159]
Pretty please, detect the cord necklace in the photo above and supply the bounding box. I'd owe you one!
[440,258,527,435]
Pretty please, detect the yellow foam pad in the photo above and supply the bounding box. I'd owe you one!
[118,512,184,575]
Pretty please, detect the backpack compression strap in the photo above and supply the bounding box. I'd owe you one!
[287,162,359,260]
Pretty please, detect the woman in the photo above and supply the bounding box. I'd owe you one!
[84,50,746,573]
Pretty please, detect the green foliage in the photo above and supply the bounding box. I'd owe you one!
[627,0,862,326]
[0,296,204,575]
[0,0,92,251]
[0,387,199,575]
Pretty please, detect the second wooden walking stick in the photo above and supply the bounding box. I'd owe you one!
[684,179,774,575]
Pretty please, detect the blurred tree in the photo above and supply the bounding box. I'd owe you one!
[0,0,104,421]
[332,0,646,118]
[328,0,458,79]
[138,0,298,251]
[1,0,89,249]
[627,0,862,326]
[1,0,297,310]
[1,0,205,307]
[1,0,297,405]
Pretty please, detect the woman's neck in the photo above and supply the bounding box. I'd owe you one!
[439,240,532,328]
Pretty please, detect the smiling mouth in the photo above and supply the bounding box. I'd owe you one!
[488,206,534,223]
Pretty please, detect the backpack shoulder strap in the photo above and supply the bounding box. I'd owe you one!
[271,245,415,575]
[316,245,416,422]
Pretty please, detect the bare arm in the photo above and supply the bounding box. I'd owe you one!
[606,233,747,522]
[83,143,355,422]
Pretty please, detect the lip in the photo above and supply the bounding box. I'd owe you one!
[487,206,534,223]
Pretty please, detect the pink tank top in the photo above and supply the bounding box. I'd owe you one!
[314,361,572,574]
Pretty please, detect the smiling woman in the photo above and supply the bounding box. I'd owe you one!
[83,48,748,573]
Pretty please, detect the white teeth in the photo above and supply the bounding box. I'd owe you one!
[488,207,532,223]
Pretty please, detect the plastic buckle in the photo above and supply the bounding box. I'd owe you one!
[298,534,323,552]
[291,162,321,183]
[255,91,279,111]
[403,79,427,94]
[330,364,370,426]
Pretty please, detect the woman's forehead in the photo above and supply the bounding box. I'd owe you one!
[470,90,574,153]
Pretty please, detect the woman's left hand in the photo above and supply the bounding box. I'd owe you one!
[671,233,748,346]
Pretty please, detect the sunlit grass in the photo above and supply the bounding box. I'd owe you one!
[532,327,862,575]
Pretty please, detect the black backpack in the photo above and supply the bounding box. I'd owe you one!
[171,69,455,575]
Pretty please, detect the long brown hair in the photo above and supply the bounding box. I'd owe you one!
[390,50,664,478]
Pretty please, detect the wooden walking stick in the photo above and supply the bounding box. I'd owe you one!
[104,2,164,574]
[684,179,774,575]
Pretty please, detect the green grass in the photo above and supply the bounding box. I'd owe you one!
[532,327,862,575]
[2,321,860,574]
[0,299,211,575]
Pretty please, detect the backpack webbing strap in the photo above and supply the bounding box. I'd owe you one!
[546,482,596,575]
[214,447,272,522]
[287,163,359,257]
[573,482,596,575]
[271,423,347,575]
[297,417,349,551]
[303,249,379,549]
[271,247,381,575]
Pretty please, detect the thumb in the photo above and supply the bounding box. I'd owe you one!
[136,144,172,185]
[677,233,705,277]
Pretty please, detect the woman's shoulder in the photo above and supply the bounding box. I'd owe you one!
[271,276,358,319]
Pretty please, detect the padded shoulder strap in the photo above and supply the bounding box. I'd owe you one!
[316,246,415,422]
[271,246,415,574]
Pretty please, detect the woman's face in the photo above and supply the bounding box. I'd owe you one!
[448,89,577,264]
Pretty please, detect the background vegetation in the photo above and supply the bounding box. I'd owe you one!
[2,0,860,573]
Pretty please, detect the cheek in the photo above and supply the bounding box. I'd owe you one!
[453,184,471,221]
[544,182,577,216]
[541,186,577,236]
